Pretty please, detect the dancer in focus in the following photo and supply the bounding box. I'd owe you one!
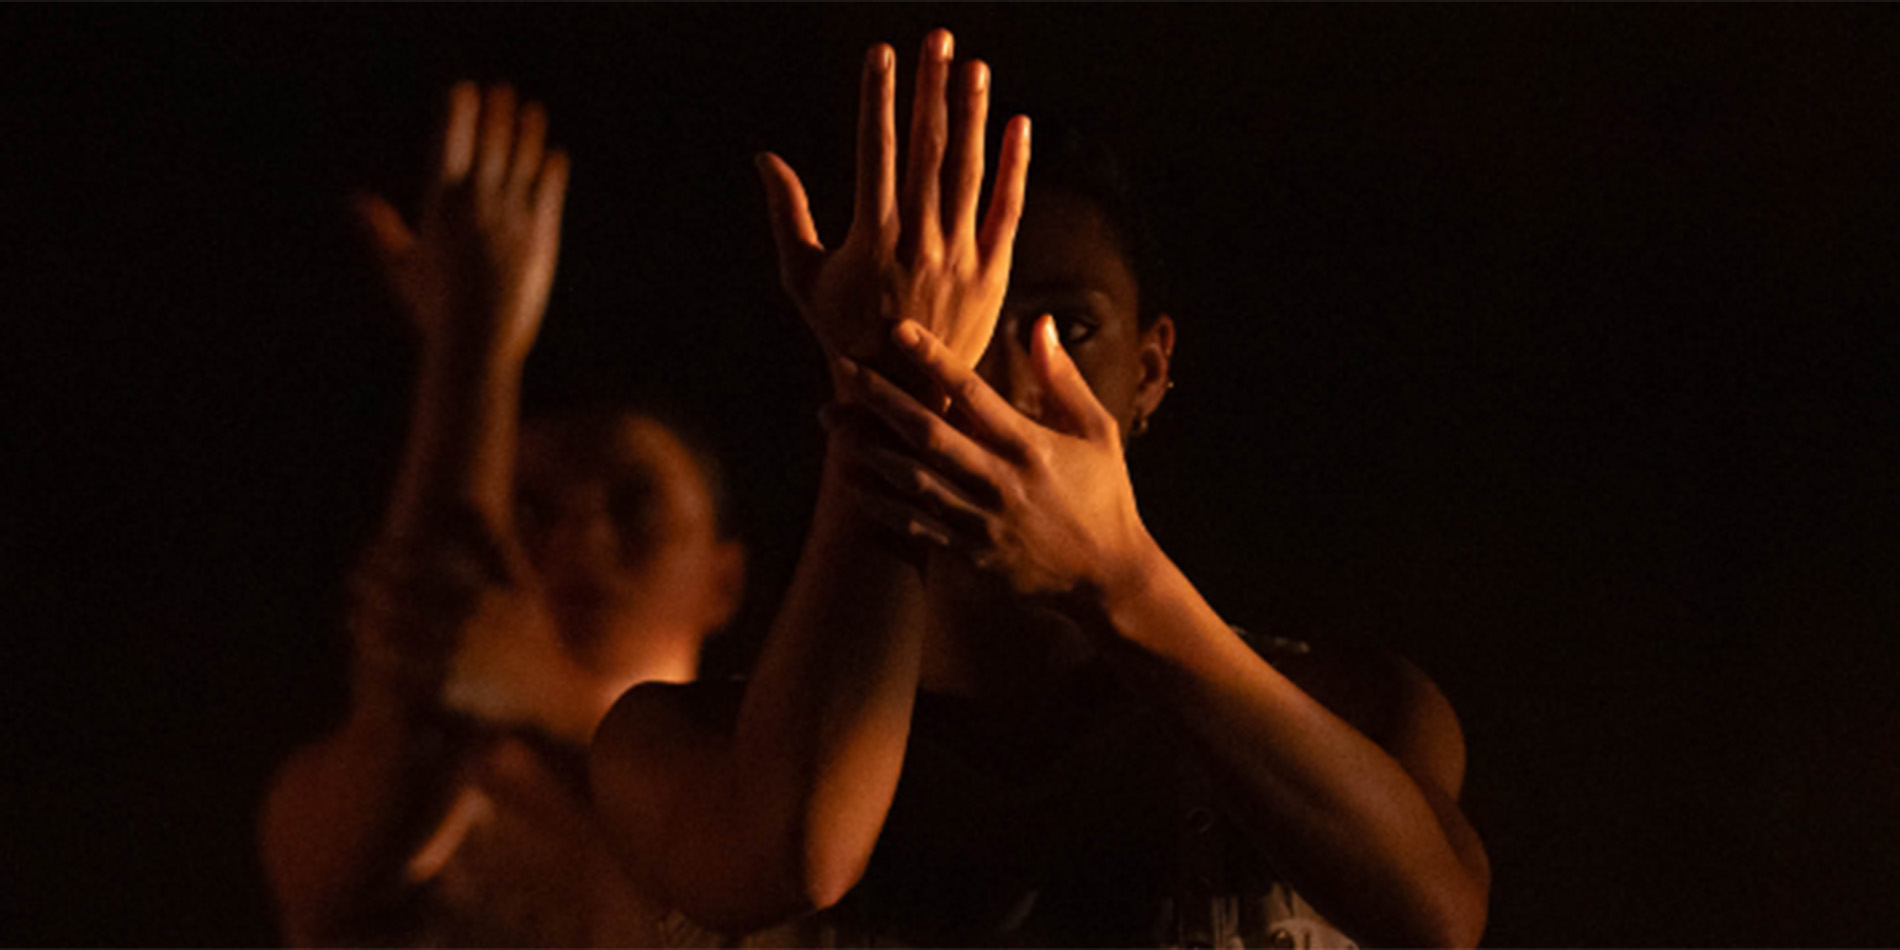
[593,31,1489,948]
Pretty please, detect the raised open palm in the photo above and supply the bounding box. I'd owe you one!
[758,30,1030,383]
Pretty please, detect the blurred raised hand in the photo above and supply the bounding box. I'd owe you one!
[356,82,570,365]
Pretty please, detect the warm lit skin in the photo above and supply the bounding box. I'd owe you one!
[592,30,1489,948]
[259,84,738,946]
[593,31,1028,930]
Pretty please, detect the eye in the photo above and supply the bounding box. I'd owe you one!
[1050,310,1100,346]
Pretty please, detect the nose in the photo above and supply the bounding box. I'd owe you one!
[975,333,1044,422]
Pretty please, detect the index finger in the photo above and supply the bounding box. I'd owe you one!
[853,43,897,237]
[890,320,1032,458]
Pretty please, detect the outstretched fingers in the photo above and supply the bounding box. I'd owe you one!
[474,84,519,193]
[979,115,1031,264]
[531,149,570,248]
[508,102,548,199]
[900,30,954,257]
[947,60,990,243]
[854,43,897,238]
[433,82,481,192]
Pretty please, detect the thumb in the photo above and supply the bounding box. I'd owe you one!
[1030,314,1111,439]
[351,192,414,272]
[755,152,824,296]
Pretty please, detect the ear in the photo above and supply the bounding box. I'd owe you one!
[1134,314,1176,422]
[703,540,748,632]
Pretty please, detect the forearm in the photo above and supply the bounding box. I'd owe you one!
[730,438,928,903]
[263,394,532,941]
[384,341,526,548]
[596,435,928,930]
[1089,545,1488,948]
[260,673,474,944]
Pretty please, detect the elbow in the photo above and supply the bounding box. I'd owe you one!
[654,857,842,937]
[673,810,872,932]
[797,844,868,915]
[588,685,869,933]
[1405,874,1489,950]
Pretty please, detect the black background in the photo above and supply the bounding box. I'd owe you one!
[7,6,1896,946]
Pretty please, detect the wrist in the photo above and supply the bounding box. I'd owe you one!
[1078,529,1172,638]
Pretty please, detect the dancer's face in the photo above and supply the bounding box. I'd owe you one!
[981,187,1174,440]
[515,413,742,668]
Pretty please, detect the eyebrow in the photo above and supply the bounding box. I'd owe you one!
[1004,282,1118,306]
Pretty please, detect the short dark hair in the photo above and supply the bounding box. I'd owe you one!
[1023,122,1173,330]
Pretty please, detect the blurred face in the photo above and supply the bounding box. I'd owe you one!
[982,186,1174,439]
[514,413,742,672]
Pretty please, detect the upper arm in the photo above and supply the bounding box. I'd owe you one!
[1284,650,1491,890]
[589,681,812,932]
[1280,651,1463,798]
[258,730,435,947]
[587,681,716,890]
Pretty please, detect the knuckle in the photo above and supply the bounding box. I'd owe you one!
[920,425,952,458]
[1004,480,1033,512]
[980,524,1010,560]
[950,374,985,405]
[912,239,944,268]
[1026,442,1056,473]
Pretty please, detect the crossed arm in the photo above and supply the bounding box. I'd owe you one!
[838,319,1492,947]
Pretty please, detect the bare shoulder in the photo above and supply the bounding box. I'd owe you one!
[591,680,744,784]
[588,680,745,830]
[1274,645,1469,800]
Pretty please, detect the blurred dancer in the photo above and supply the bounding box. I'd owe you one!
[261,83,743,947]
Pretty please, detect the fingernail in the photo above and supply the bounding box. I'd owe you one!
[835,356,860,380]
[893,321,924,349]
[931,30,953,60]
[1040,314,1060,349]
[970,61,989,93]
[869,44,892,71]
